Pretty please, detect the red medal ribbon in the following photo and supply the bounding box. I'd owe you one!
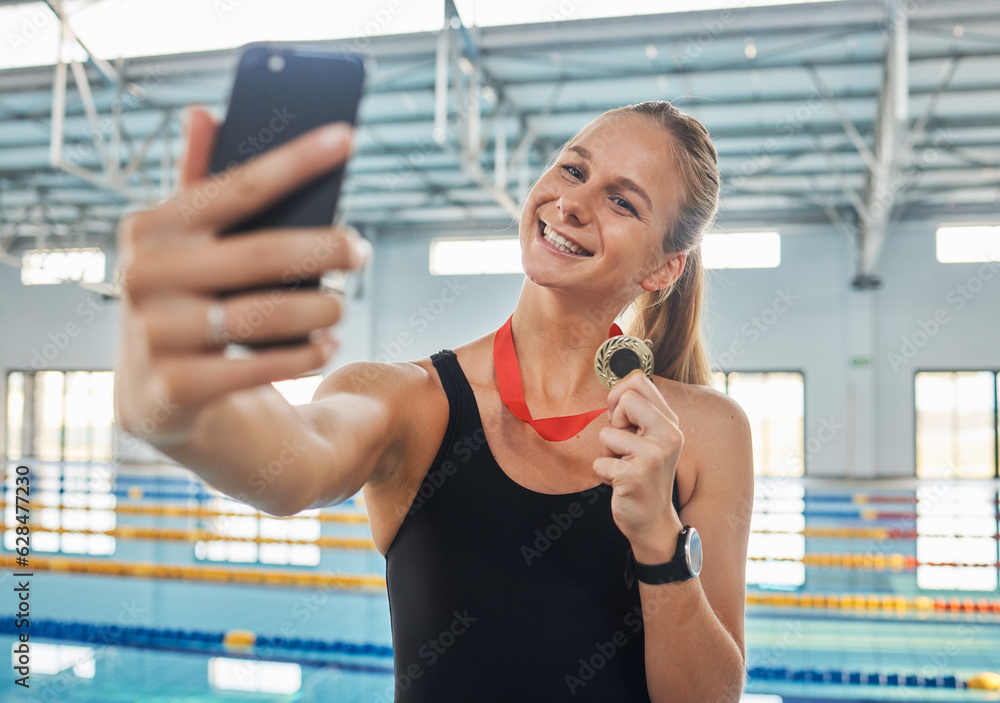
[493,314,624,442]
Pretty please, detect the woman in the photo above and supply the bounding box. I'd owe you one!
[115,100,752,701]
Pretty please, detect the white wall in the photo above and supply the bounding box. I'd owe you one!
[2,222,998,477]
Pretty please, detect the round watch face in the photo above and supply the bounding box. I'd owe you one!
[686,527,703,577]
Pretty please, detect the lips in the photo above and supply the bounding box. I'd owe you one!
[538,221,594,257]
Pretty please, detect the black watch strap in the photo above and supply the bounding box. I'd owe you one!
[623,529,695,589]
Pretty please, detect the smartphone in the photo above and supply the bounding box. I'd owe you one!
[206,43,366,346]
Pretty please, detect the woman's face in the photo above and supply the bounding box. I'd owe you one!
[518,113,686,302]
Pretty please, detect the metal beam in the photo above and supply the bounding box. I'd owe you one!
[857,0,909,282]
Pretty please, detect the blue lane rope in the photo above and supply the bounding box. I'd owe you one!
[3,619,987,689]
[748,666,963,689]
[0,618,392,659]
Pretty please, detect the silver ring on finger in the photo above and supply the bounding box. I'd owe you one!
[205,301,229,348]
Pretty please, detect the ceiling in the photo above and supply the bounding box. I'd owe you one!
[1,0,998,285]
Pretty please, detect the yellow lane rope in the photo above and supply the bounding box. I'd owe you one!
[6,503,989,540]
[0,501,369,523]
[2,524,375,550]
[0,555,386,590]
[3,555,996,615]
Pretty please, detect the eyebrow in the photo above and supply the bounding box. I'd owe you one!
[566,145,653,212]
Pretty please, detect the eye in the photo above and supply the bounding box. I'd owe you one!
[560,164,584,181]
[612,195,638,216]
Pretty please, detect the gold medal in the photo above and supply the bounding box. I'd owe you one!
[594,335,654,389]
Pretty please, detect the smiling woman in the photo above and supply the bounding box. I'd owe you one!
[113,99,752,702]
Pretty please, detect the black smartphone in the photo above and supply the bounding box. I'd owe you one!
[206,43,366,346]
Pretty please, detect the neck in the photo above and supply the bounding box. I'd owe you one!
[505,284,626,412]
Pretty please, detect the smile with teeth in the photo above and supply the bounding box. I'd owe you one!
[540,223,593,257]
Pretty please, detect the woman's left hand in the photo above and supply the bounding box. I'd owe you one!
[593,370,685,561]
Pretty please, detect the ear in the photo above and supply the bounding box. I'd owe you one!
[640,251,687,292]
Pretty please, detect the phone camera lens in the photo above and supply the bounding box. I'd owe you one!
[268,55,286,73]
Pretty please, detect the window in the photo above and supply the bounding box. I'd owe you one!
[5,373,25,459]
[747,480,805,589]
[429,237,523,275]
[5,370,115,463]
[916,484,998,592]
[194,495,321,566]
[716,371,805,588]
[715,371,805,476]
[209,658,301,694]
[4,462,115,556]
[936,224,1000,263]
[915,371,998,479]
[21,248,106,285]
[702,231,781,269]
[271,375,323,406]
[27,643,95,678]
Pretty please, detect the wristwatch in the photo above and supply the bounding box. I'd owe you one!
[624,526,702,588]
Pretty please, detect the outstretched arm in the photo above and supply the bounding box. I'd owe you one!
[114,106,400,516]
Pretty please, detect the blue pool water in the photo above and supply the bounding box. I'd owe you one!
[2,464,999,702]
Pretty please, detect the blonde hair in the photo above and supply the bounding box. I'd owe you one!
[604,101,720,386]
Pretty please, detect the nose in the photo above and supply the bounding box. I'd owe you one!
[557,183,594,226]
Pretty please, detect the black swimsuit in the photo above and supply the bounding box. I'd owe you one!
[384,349,680,702]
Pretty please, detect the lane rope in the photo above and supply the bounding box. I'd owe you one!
[0,555,386,590]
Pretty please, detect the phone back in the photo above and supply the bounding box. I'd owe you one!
[208,45,365,234]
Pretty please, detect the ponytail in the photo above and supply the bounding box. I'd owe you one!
[627,246,711,386]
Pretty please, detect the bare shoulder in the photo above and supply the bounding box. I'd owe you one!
[314,358,439,400]
[305,357,450,487]
[651,376,749,430]
[651,376,753,483]
[312,356,451,444]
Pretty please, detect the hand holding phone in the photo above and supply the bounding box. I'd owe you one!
[113,49,369,448]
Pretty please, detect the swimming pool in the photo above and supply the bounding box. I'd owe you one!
[2,463,999,702]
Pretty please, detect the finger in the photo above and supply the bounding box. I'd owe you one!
[600,425,657,458]
[593,456,623,485]
[143,290,343,353]
[608,371,678,424]
[166,121,354,235]
[178,106,219,191]
[610,389,669,437]
[157,339,337,408]
[124,228,370,299]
